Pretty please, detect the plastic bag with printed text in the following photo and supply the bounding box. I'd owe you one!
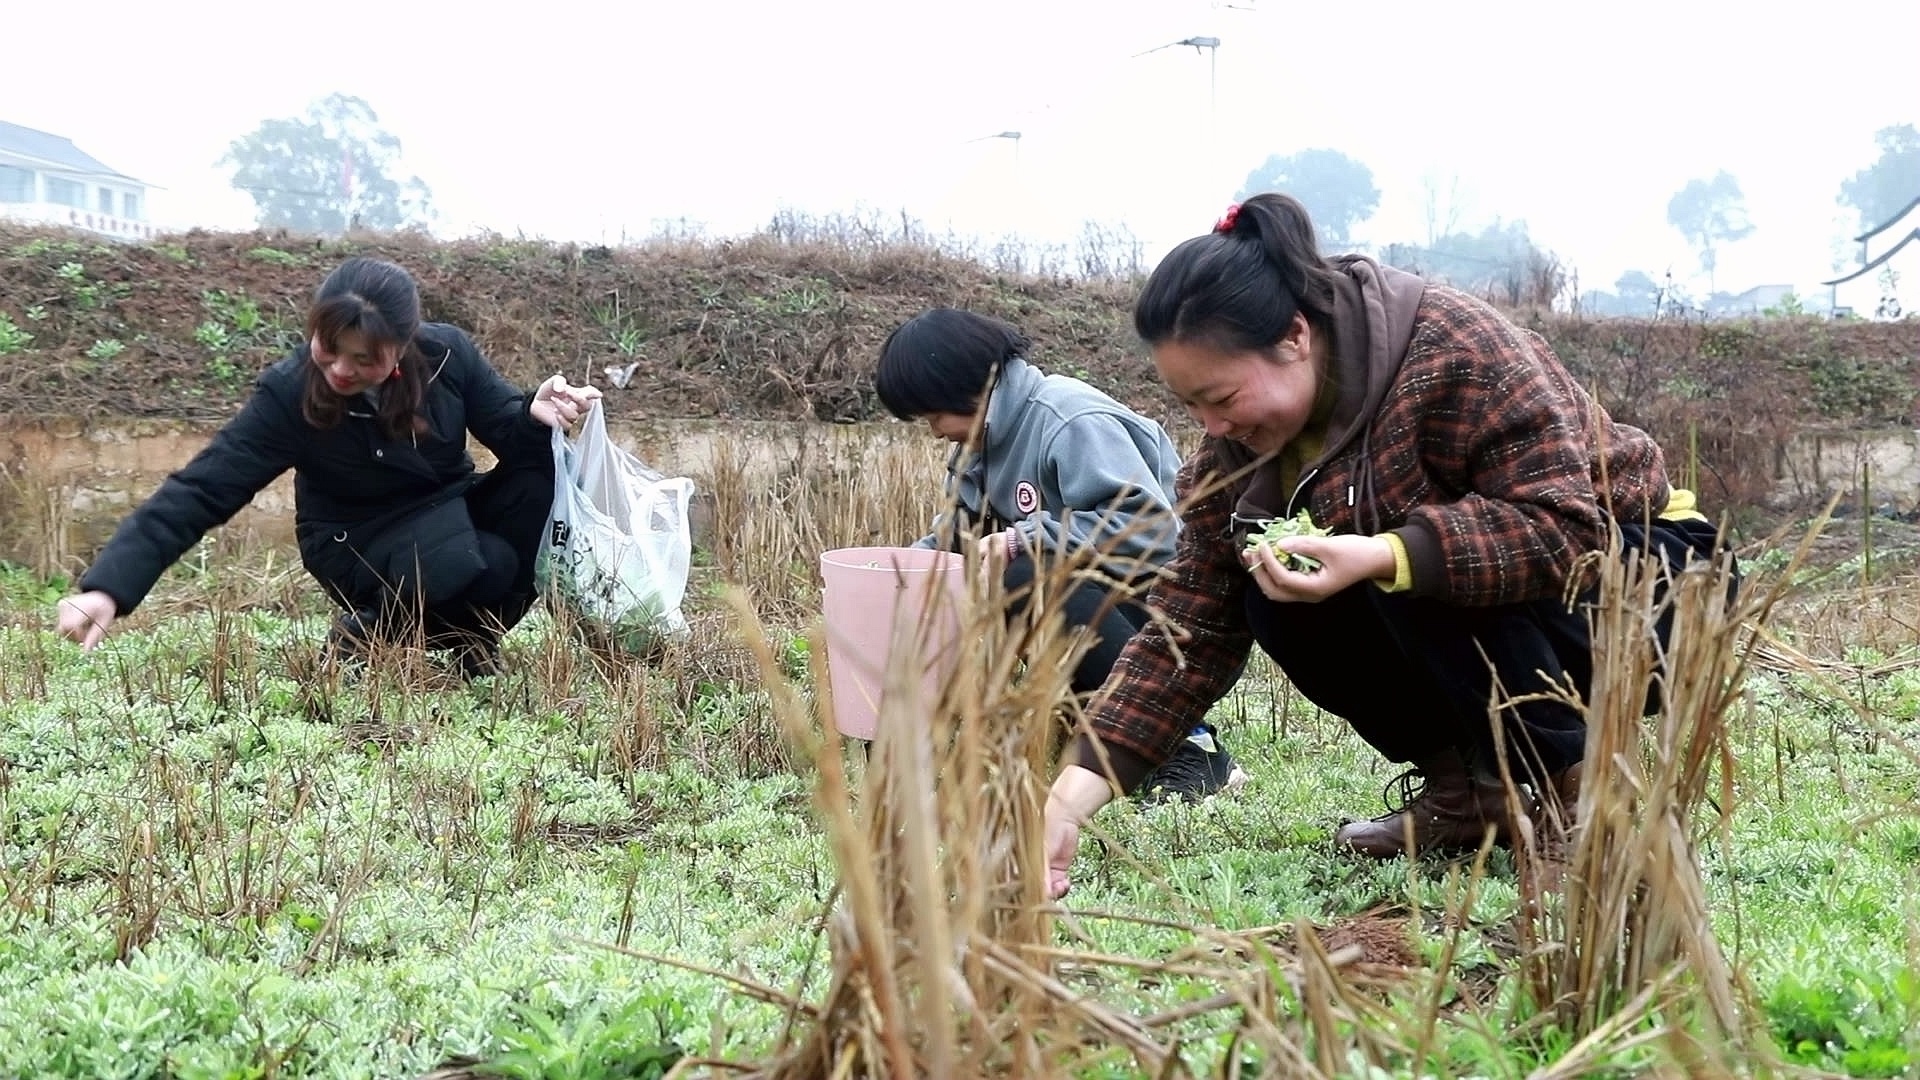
[535,402,695,656]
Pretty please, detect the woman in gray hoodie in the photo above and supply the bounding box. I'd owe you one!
[877,307,1248,801]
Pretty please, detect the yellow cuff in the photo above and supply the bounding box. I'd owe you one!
[1374,532,1414,593]
[1660,487,1709,524]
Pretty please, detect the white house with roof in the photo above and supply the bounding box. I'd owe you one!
[1825,196,1920,319]
[0,120,155,241]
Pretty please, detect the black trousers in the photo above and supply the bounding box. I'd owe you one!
[1002,552,1152,697]
[315,450,555,646]
[1243,517,1730,784]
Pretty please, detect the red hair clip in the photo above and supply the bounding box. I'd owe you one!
[1214,203,1241,234]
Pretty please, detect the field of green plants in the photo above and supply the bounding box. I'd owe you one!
[1,487,1917,1078]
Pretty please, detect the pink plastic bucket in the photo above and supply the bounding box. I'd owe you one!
[819,546,967,740]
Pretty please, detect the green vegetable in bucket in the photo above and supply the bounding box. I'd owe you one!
[1244,509,1330,573]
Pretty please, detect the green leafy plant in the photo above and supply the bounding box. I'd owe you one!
[772,282,831,316]
[51,261,113,310]
[13,236,81,258]
[1768,968,1916,1077]
[193,289,297,392]
[1244,508,1330,572]
[204,353,246,390]
[195,321,232,353]
[0,563,68,605]
[204,289,266,336]
[246,246,305,267]
[478,996,684,1080]
[86,338,126,361]
[778,632,810,680]
[591,295,648,358]
[0,313,31,355]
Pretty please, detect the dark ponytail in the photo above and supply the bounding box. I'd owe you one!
[1133,192,1341,353]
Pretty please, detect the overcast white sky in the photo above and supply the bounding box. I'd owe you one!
[9,0,1918,297]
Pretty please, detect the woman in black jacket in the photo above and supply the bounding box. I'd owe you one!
[54,256,601,677]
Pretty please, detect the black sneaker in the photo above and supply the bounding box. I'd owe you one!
[1138,725,1250,804]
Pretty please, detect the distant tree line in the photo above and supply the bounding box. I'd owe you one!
[1232,123,1920,317]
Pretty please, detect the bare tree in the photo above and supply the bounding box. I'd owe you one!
[1421,171,1470,248]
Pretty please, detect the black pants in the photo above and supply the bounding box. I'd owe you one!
[316,451,555,647]
[1243,518,1730,784]
[1002,552,1152,696]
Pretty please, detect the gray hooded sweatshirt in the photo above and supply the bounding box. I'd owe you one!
[913,357,1181,580]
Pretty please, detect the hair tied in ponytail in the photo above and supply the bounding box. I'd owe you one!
[1213,203,1241,234]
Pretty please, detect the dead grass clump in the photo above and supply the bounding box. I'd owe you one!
[1512,520,1803,1075]
[631,479,1454,1078]
[715,543,1117,1077]
[654,480,1820,1077]
[0,459,76,578]
[697,427,946,617]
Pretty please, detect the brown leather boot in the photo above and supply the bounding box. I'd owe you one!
[1526,762,1586,875]
[1335,748,1520,859]
[1538,762,1583,828]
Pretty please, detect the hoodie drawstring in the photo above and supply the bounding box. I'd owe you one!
[1356,423,1383,536]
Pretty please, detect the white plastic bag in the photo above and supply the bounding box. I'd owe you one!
[536,402,695,654]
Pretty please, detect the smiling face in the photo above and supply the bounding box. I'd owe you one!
[310,329,401,396]
[1151,314,1322,457]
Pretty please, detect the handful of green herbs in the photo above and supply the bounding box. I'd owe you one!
[1244,509,1330,573]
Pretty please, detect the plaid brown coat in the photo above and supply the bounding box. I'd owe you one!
[1076,280,1672,787]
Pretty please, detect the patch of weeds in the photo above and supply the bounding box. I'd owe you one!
[776,631,808,680]
[591,294,648,357]
[477,993,687,1079]
[12,236,82,258]
[203,289,270,337]
[0,312,31,354]
[193,320,232,353]
[58,262,103,309]
[204,354,246,390]
[481,239,548,269]
[1877,819,1920,865]
[24,304,48,322]
[195,320,246,391]
[687,277,727,309]
[756,278,835,317]
[247,246,306,267]
[1768,967,1918,1077]
[49,261,127,311]
[196,289,298,391]
[0,561,67,605]
[152,243,193,264]
[3,547,1918,1079]
[85,339,125,362]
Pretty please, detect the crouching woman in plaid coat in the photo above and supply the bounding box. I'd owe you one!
[1042,192,1732,897]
